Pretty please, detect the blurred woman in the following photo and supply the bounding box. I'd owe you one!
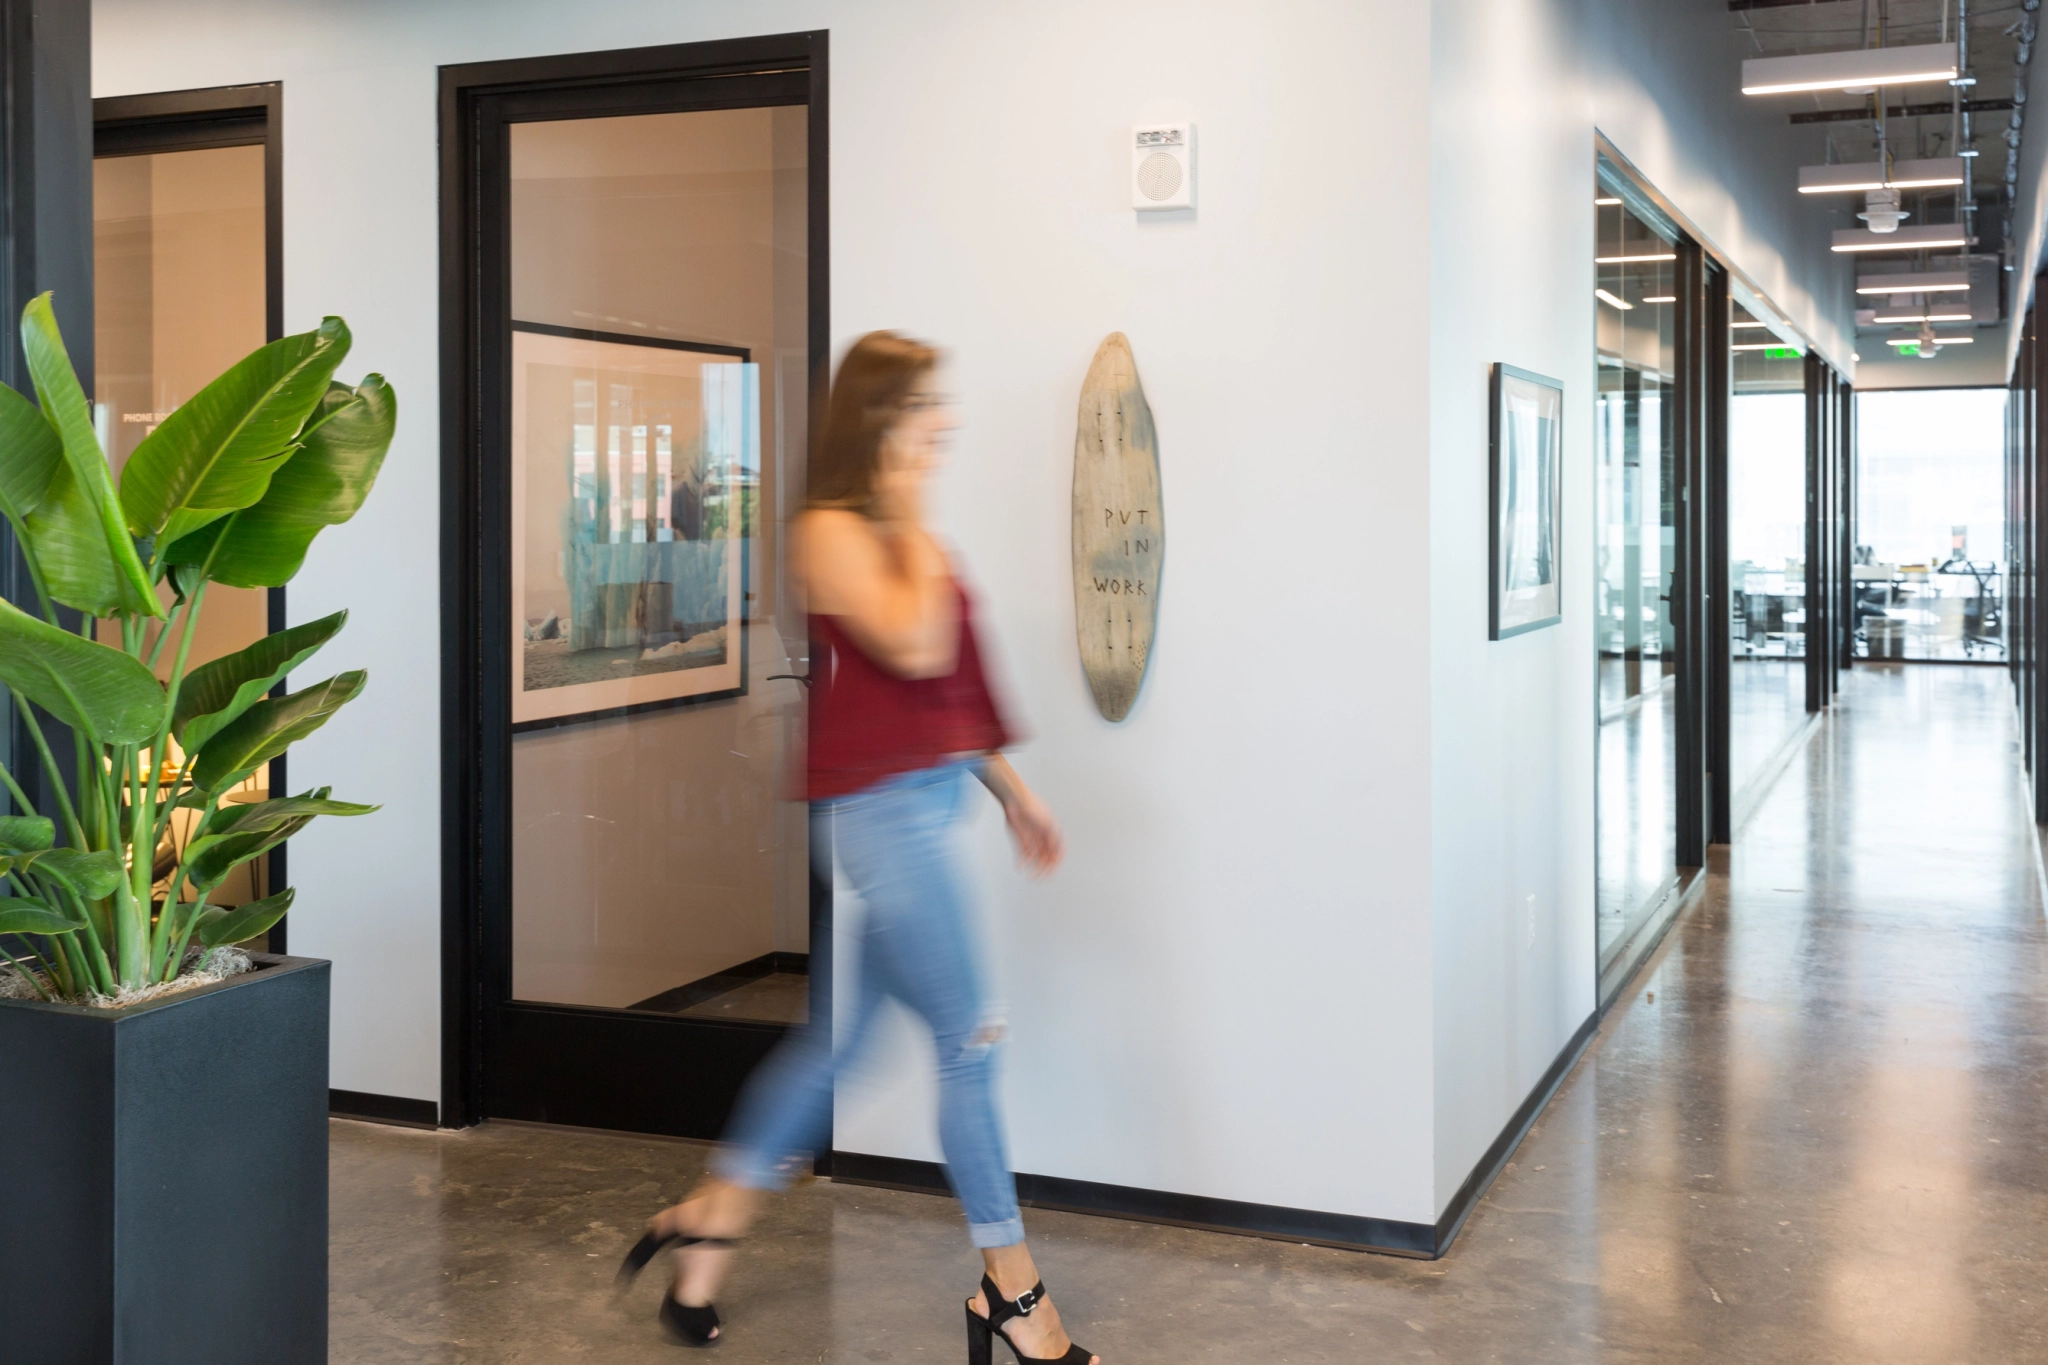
[619,332,1096,1365]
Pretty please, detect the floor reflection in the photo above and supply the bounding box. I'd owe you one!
[332,667,2048,1363]
[1598,662,1677,960]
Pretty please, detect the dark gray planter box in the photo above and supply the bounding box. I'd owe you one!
[0,953,329,1364]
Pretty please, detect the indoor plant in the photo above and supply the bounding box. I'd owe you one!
[0,294,391,999]
[0,294,394,1364]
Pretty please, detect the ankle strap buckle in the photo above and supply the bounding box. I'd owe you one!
[1010,1285,1041,1316]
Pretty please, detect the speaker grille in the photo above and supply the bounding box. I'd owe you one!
[1136,151,1183,202]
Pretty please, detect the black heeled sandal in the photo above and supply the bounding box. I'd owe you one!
[617,1226,737,1348]
[965,1274,1094,1365]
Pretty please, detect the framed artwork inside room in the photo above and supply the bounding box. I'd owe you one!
[509,323,754,729]
[1489,362,1564,639]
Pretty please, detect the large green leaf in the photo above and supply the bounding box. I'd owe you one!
[183,819,313,894]
[19,295,162,618]
[194,887,294,949]
[17,848,123,900]
[0,382,62,532]
[120,317,351,550]
[0,898,79,936]
[0,816,54,855]
[190,670,366,794]
[203,789,378,838]
[181,788,374,893]
[0,595,166,744]
[174,610,349,752]
[165,375,394,588]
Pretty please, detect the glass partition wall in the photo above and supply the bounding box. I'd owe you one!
[1727,319,1808,809]
[1594,182,1682,968]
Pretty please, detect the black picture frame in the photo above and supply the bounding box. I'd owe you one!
[506,320,754,734]
[1489,362,1564,640]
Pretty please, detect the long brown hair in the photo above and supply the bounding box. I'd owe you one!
[808,330,939,516]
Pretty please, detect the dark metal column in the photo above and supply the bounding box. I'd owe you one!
[0,0,92,821]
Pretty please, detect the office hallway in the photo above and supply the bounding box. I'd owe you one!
[329,665,2048,1364]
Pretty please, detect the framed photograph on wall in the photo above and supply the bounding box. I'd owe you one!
[1489,362,1564,639]
[509,323,754,729]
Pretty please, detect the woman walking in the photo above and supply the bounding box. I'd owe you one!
[619,332,1097,1365]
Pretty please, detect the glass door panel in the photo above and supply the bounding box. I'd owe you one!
[1728,316,1808,805]
[1595,186,1679,966]
[504,108,810,1025]
[92,141,274,914]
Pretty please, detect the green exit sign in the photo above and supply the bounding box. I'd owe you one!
[1764,346,1800,359]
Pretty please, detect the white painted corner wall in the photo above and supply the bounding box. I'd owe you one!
[1425,0,1857,1217]
[93,0,1866,1231]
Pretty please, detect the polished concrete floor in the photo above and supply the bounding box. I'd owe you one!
[333,665,2048,1362]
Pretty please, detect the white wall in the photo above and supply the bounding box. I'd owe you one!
[96,0,1442,1223]
[1425,0,1858,1216]
[95,0,1864,1230]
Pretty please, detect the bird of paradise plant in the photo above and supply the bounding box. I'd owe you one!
[0,294,392,1002]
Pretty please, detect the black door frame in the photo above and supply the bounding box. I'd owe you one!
[438,32,830,1133]
[90,83,291,942]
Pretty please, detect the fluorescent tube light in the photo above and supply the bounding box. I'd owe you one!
[1798,157,1966,193]
[1731,320,1771,328]
[1594,197,1622,206]
[1832,223,1969,252]
[1886,334,1973,346]
[1594,252,1677,264]
[1731,342,1802,352]
[1870,311,1971,323]
[1742,42,1957,96]
[1595,288,1634,311]
[1642,296,1676,303]
[1855,270,1970,294]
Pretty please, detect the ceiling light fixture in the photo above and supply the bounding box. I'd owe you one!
[1886,335,1974,345]
[1594,288,1634,311]
[1870,310,1971,323]
[1642,295,1676,304]
[1731,320,1771,328]
[1832,223,1970,252]
[1594,197,1622,206]
[1798,157,1967,193]
[1741,42,1958,96]
[1855,270,1970,294]
[1594,252,1677,264]
[1730,342,1802,352]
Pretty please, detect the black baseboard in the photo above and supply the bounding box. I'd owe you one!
[832,1007,1607,1260]
[330,1088,439,1129]
[829,1152,1440,1257]
[1428,1007,1600,1254]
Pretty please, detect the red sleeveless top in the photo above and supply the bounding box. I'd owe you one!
[807,581,1013,800]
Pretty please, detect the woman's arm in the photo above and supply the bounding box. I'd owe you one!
[977,754,1063,876]
[796,509,960,678]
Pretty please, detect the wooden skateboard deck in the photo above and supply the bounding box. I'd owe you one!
[1072,332,1162,722]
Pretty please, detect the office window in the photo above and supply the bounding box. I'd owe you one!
[1855,388,2008,662]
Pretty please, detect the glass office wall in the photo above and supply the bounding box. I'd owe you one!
[1595,188,1680,964]
[1727,317,1808,803]
[93,142,272,910]
[506,107,811,1023]
[1856,388,2008,662]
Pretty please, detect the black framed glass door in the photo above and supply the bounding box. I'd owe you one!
[442,35,829,1136]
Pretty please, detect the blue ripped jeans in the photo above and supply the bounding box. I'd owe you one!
[713,761,1024,1249]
